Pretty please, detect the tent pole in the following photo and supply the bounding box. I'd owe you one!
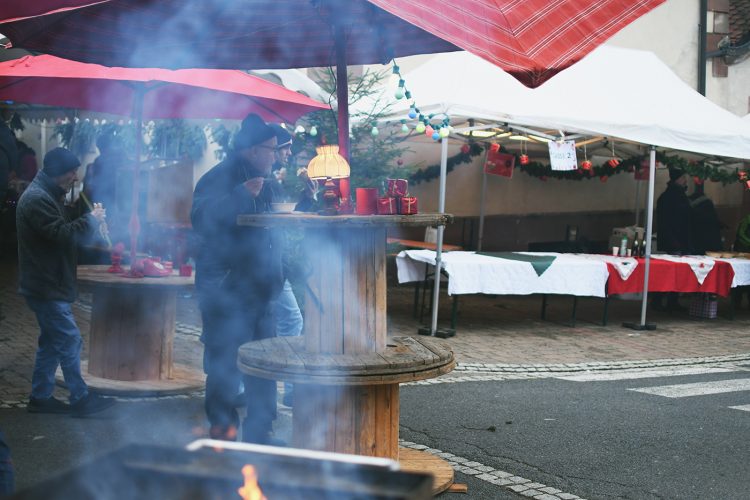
[429,137,449,336]
[624,145,657,330]
[334,24,350,161]
[127,86,145,274]
[477,169,487,251]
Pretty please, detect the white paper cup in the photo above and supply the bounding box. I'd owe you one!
[612,247,619,256]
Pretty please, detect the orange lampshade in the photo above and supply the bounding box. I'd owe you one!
[306,145,350,179]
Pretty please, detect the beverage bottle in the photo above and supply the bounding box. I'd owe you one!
[619,235,628,257]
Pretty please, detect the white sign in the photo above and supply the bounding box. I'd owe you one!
[547,140,578,171]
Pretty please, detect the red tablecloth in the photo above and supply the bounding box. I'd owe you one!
[606,258,734,297]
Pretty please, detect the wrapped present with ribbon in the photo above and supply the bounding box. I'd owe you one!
[377,197,397,215]
[386,178,409,198]
[399,196,418,215]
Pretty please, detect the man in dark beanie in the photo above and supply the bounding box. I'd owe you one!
[16,147,116,416]
[653,167,693,312]
[191,114,284,444]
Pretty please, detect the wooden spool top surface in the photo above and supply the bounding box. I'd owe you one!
[77,265,195,288]
[237,213,452,229]
[238,336,455,385]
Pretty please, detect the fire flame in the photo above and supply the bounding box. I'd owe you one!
[238,465,266,500]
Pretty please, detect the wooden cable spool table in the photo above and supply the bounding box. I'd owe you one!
[237,213,456,494]
[75,265,204,396]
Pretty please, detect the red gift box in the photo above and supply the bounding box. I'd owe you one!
[386,178,409,197]
[377,197,397,215]
[399,196,418,215]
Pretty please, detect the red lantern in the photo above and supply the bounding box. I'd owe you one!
[489,143,500,153]
[600,175,608,183]
[519,154,529,165]
[581,160,592,170]
[608,158,620,168]
[460,143,470,154]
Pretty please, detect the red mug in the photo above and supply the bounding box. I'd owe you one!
[355,187,378,215]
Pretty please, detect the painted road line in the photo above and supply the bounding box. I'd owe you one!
[557,366,736,382]
[629,378,750,398]
[728,404,750,412]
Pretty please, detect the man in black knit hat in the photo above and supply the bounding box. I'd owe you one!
[16,147,116,417]
[653,167,693,312]
[191,114,283,444]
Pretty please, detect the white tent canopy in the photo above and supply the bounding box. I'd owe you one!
[373,45,750,335]
[378,45,750,159]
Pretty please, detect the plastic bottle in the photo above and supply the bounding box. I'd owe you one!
[620,234,628,257]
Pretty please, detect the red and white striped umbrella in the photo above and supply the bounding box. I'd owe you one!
[0,0,664,88]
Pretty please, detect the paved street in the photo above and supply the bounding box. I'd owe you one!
[1,256,750,498]
[401,363,750,499]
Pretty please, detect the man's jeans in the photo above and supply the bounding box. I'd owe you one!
[274,280,302,395]
[24,297,88,404]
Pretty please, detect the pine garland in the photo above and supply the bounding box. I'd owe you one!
[409,144,747,186]
[409,142,483,184]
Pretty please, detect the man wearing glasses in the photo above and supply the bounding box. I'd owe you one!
[191,113,283,445]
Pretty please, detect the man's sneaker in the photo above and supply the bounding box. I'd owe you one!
[27,396,70,414]
[209,424,238,441]
[71,393,116,417]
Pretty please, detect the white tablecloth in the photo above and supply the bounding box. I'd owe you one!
[396,251,750,299]
[396,250,611,298]
[716,258,750,287]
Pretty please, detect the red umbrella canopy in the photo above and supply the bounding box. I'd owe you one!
[0,0,664,88]
[0,54,329,122]
[0,0,106,23]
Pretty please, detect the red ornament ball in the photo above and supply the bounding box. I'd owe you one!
[600,175,608,183]
[519,154,530,165]
[397,158,404,166]
[489,143,500,153]
[739,171,748,181]
[460,144,471,154]
[581,160,592,170]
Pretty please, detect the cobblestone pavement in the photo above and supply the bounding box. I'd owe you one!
[3,258,750,500]
[3,257,750,401]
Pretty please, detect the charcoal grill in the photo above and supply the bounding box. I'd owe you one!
[11,440,433,500]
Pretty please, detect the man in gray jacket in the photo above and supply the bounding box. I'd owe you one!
[16,147,115,417]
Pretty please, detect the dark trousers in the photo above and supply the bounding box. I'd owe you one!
[0,430,13,497]
[199,290,276,442]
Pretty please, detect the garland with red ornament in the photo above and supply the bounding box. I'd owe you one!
[409,143,749,187]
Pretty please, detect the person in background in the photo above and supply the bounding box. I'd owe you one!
[689,179,722,254]
[191,114,283,445]
[652,167,693,312]
[83,131,129,242]
[294,167,318,213]
[16,147,116,417]
[268,124,303,408]
[13,140,37,183]
[0,119,18,319]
